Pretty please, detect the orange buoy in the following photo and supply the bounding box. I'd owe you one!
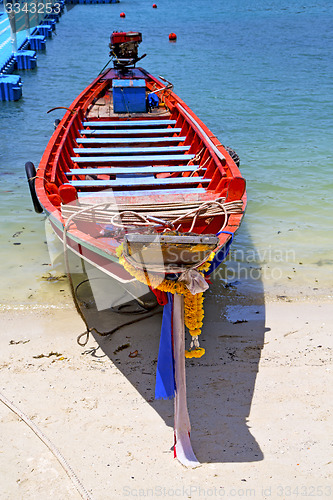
[169,32,177,41]
[152,3,157,7]
[120,12,126,18]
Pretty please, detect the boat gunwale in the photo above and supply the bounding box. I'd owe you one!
[35,67,247,274]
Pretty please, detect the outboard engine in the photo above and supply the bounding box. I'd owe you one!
[109,31,145,69]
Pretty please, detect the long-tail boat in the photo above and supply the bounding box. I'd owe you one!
[26,31,246,466]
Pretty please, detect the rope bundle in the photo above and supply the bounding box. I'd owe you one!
[61,198,243,230]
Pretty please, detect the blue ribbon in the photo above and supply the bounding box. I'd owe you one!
[205,231,234,275]
[154,292,176,400]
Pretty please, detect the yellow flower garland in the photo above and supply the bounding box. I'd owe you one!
[116,243,215,358]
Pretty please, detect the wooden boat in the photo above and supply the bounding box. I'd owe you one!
[26,31,247,466]
[27,31,246,293]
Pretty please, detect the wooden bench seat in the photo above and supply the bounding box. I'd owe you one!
[66,165,203,176]
[70,154,195,164]
[77,187,207,198]
[83,119,177,128]
[69,176,210,189]
[79,128,182,136]
[72,146,190,155]
[76,136,186,145]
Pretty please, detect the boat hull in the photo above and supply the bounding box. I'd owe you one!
[35,65,246,284]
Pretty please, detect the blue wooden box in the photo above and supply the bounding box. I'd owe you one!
[15,50,37,70]
[29,35,46,51]
[112,79,146,113]
[0,75,22,101]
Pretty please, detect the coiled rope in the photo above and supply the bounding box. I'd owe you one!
[61,198,243,230]
[171,199,229,233]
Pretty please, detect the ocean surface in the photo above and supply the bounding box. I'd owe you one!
[0,0,332,307]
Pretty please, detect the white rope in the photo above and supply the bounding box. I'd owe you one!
[189,155,211,176]
[61,199,243,229]
[187,147,204,166]
[110,211,160,228]
[0,391,93,500]
[171,199,229,233]
[62,201,119,235]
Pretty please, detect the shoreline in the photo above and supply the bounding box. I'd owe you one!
[0,275,333,313]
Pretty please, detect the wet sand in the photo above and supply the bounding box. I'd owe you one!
[0,292,332,499]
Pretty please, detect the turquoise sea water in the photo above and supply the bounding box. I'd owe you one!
[0,0,332,305]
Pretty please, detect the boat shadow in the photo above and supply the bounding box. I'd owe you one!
[73,263,267,464]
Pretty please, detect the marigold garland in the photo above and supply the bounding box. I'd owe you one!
[116,243,215,358]
[184,347,205,358]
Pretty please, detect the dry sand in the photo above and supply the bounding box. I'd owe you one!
[0,292,332,500]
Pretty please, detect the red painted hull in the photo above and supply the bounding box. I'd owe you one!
[36,66,246,283]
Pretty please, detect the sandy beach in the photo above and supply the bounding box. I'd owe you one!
[1,288,332,500]
[1,0,332,497]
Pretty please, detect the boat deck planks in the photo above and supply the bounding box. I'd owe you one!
[69,176,210,189]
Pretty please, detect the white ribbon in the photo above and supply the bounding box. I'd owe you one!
[178,269,209,295]
[173,294,200,468]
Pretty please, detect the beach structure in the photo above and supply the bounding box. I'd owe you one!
[0,1,63,100]
[0,0,121,100]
